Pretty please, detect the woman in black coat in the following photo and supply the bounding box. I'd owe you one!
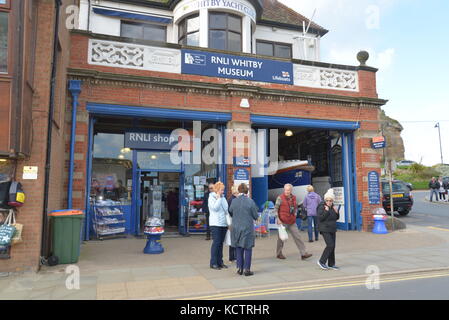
[317,190,340,270]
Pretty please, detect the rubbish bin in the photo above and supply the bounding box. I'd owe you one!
[49,209,84,264]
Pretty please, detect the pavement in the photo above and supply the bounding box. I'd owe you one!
[1,223,449,300]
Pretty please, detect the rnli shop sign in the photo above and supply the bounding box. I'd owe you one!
[182,49,294,85]
[125,131,178,150]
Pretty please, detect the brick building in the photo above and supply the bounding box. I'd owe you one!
[0,0,75,273]
[2,0,387,272]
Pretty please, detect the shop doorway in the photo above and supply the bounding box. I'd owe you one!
[139,171,182,235]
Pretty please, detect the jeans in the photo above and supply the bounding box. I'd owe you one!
[320,232,336,267]
[205,213,211,238]
[229,246,236,261]
[236,247,252,271]
[430,189,439,202]
[307,216,319,241]
[210,226,227,267]
[296,218,306,231]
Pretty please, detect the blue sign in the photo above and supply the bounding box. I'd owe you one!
[368,171,381,204]
[372,136,386,149]
[234,168,250,181]
[125,131,177,150]
[234,156,251,167]
[182,49,294,85]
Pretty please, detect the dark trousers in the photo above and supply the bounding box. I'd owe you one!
[319,232,336,267]
[229,246,236,261]
[307,216,319,241]
[236,247,252,271]
[205,213,211,238]
[210,226,227,267]
[439,192,446,200]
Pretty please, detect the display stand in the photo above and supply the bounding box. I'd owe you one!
[92,200,126,240]
[255,210,270,238]
[143,217,164,254]
[188,200,207,233]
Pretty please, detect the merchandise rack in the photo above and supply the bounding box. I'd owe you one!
[92,201,127,240]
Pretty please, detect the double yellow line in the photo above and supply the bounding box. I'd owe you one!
[179,271,449,300]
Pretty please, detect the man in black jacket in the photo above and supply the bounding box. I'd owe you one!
[429,177,440,202]
[202,183,215,240]
[317,189,340,271]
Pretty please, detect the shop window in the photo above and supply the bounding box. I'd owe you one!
[92,132,133,202]
[121,20,166,42]
[256,40,292,59]
[0,11,8,73]
[136,151,181,171]
[331,145,343,186]
[178,14,200,46]
[209,12,242,52]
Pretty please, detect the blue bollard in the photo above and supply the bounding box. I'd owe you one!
[372,215,388,234]
[143,233,164,254]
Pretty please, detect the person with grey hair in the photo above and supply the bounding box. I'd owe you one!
[274,184,312,261]
[317,189,340,270]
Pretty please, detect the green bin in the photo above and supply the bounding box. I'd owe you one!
[49,210,84,264]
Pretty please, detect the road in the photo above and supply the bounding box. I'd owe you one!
[187,270,449,300]
[399,190,449,228]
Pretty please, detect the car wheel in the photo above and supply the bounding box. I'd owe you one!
[398,209,410,216]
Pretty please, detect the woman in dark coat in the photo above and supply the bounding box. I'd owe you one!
[317,189,340,270]
[228,183,259,276]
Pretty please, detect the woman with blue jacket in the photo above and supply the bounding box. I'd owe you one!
[208,182,229,270]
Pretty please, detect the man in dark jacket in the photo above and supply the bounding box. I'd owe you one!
[317,189,340,271]
[429,177,440,202]
[202,183,215,240]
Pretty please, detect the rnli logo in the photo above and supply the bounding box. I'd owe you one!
[282,71,290,78]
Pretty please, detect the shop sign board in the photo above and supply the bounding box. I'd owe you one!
[125,131,177,150]
[368,171,381,204]
[22,166,38,180]
[174,0,257,23]
[234,168,249,181]
[182,49,294,85]
[371,136,386,149]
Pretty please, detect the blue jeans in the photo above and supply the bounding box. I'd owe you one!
[236,247,252,271]
[430,189,439,202]
[307,216,319,241]
[296,218,306,231]
[210,226,227,267]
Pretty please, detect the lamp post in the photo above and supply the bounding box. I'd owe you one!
[435,123,444,165]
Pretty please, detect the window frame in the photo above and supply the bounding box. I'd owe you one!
[178,14,200,46]
[256,40,293,59]
[208,11,242,52]
[120,20,167,43]
[0,9,9,74]
[0,0,10,9]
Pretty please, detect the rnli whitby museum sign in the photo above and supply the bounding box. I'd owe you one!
[182,49,294,85]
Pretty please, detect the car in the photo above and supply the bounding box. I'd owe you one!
[397,160,416,167]
[381,179,414,216]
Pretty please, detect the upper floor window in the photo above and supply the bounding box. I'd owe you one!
[209,12,241,52]
[0,11,8,73]
[121,20,166,42]
[256,40,292,59]
[178,14,200,46]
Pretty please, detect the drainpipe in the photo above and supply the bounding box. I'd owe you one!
[68,80,82,209]
[41,0,62,262]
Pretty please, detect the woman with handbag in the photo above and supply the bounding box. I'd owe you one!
[303,185,322,243]
[208,182,229,270]
[228,183,259,276]
[227,185,239,263]
[317,189,340,270]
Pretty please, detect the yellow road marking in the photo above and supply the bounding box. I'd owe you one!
[179,272,449,300]
[428,226,449,232]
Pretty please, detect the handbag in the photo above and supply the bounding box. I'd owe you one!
[0,210,16,247]
[298,205,308,221]
[226,213,232,227]
[278,224,288,241]
[10,210,23,245]
[224,229,232,246]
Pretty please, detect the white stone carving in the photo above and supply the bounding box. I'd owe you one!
[294,64,359,92]
[88,39,181,74]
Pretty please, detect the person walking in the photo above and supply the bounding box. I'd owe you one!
[303,185,322,243]
[227,185,239,263]
[444,179,449,202]
[274,184,313,261]
[208,182,229,270]
[202,183,215,240]
[228,183,259,276]
[317,189,340,270]
[167,188,179,226]
[438,177,446,201]
[429,177,440,202]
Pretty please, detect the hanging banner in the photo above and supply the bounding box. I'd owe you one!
[182,49,294,85]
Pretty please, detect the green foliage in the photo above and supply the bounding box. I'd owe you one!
[391,163,440,190]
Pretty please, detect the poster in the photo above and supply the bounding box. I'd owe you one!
[333,187,345,224]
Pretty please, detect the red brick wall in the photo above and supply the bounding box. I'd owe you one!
[1,0,74,273]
